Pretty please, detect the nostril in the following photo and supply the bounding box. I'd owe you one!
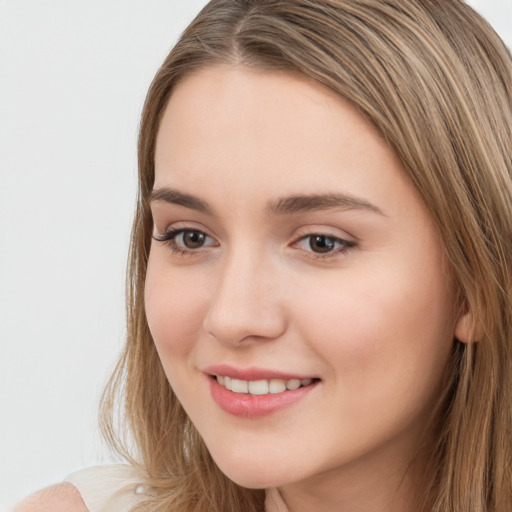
[203,311,287,347]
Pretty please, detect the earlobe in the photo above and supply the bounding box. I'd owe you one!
[454,309,482,343]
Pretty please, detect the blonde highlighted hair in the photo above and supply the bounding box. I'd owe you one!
[101,1,512,510]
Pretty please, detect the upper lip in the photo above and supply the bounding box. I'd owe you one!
[203,364,318,381]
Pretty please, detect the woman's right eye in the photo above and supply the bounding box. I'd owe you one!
[153,228,217,254]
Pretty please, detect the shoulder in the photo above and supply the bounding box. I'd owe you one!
[12,464,147,512]
[12,483,88,512]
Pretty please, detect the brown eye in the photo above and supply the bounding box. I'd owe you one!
[181,230,206,249]
[294,233,355,259]
[309,235,337,253]
[153,228,217,254]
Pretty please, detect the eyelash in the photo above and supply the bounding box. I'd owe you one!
[152,228,356,260]
[152,228,216,257]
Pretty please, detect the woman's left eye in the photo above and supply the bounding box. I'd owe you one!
[294,234,355,257]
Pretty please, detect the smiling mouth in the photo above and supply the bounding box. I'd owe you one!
[214,375,318,395]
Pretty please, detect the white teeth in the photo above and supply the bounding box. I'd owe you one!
[286,379,301,390]
[216,376,315,395]
[248,380,269,395]
[269,379,287,393]
[231,378,249,393]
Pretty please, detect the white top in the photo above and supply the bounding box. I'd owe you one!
[64,465,147,511]
[65,465,289,512]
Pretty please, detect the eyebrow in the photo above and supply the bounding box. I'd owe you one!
[266,193,385,216]
[149,188,212,214]
[149,187,385,217]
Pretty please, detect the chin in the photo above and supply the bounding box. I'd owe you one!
[212,452,303,490]
[222,468,290,490]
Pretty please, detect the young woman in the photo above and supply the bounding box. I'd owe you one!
[16,0,512,511]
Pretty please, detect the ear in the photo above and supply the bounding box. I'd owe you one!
[454,308,482,343]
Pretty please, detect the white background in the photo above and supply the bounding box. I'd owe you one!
[0,0,510,508]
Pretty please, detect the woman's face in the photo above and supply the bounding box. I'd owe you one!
[145,66,463,497]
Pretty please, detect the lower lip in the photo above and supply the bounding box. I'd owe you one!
[209,377,319,418]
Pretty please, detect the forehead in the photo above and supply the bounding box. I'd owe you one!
[156,65,377,152]
[153,65,417,218]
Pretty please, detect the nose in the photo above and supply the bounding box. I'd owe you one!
[202,249,287,347]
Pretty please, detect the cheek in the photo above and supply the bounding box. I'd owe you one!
[144,256,208,361]
[291,261,456,400]
[287,268,456,454]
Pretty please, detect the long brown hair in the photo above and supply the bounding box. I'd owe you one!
[101,1,512,510]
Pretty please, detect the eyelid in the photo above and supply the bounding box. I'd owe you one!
[153,228,215,244]
[292,222,355,238]
[153,219,214,240]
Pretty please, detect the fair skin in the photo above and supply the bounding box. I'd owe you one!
[19,65,471,512]
[145,65,471,512]
[13,483,87,512]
